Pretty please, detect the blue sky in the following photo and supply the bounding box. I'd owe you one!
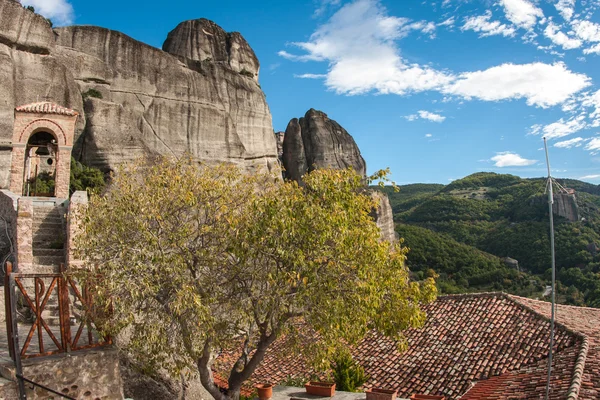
[22,0,600,184]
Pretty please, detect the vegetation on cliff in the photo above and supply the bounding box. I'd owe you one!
[375,172,600,307]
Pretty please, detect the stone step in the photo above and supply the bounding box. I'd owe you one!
[32,248,65,257]
[33,255,65,265]
[33,218,63,226]
[33,210,62,220]
[32,231,64,242]
[0,357,15,381]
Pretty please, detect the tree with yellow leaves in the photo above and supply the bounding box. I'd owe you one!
[76,157,436,400]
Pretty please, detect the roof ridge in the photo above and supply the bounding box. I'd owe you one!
[509,294,600,312]
[15,102,78,116]
[436,291,505,300]
[567,336,589,400]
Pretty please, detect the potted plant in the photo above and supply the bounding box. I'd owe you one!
[366,388,398,400]
[255,383,273,400]
[410,394,445,400]
[305,382,336,397]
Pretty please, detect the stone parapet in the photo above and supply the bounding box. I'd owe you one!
[16,197,33,272]
[0,190,18,269]
[1,347,125,399]
[67,191,88,269]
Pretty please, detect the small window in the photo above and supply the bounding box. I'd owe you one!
[47,158,53,166]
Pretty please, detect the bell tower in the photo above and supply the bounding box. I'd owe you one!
[10,102,78,199]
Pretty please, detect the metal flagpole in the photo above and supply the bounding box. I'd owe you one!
[544,137,557,400]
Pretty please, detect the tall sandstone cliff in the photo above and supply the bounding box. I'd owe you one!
[0,2,278,189]
[281,109,396,242]
[282,109,366,183]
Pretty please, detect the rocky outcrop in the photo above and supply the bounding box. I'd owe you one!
[163,18,259,81]
[553,193,580,222]
[502,257,520,271]
[370,191,398,243]
[281,109,395,242]
[53,24,278,173]
[0,0,83,188]
[0,1,278,186]
[282,109,366,183]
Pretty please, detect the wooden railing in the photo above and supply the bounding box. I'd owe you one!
[4,262,111,360]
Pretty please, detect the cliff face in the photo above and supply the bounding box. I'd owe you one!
[281,109,395,242]
[282,109,366,183]
[553,193,580,222]
[0,0,83,188]
[0,1,278,185]
[163,19,259,81]
[53,23,278,173]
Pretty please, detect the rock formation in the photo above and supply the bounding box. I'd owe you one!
[281,109,396,242]
[163,19,259,81]
[0,1,279,188]
[553,192,580,222]
[282,109,366,183]
[370,191,398,242]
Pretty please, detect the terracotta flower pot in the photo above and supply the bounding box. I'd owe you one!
[305,381,336,397]
[366,388,398,400]
[256,383,273,400]
[410,394,445,400]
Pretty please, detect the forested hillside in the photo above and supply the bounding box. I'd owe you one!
[375,172,600,307]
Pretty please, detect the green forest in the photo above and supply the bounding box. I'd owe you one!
[375,172,600,307]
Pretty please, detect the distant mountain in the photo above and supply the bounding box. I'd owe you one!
[374,172,600,307]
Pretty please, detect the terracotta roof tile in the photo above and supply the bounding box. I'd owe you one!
[15,102,78,116]
[213,293,600,399]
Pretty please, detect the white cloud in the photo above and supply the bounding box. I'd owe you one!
[586,137,600,154]
[543,22,582,49]
[21,0,74,25]
[572,19,600,42]
[499,0,544,30]
[579,174,600,180]
[462,12,517,37]
[281,0,591,108]
[438,17,456,27]
[295,73,327,79]
[443,62,590,108]
[554,137,585,148]
[419,110,446,122]
[314,0,342,17]
[425,133,433,137]
[583,43,600,55]
[491,151,537,167]
[405,111,446,122]
[555,0,576,21]
[530,115,587,139]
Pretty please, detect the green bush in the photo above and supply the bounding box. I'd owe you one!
[27,171,55,196]
[70,158,105,194]
[26,5,35,12]
[82,88,103,100]
[239,69,254,78]
[332,351,368,392]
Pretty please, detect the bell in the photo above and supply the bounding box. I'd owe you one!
[35,146,50,156]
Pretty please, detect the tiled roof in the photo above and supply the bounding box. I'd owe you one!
[213,293,600,399]
[508,295,600,399]
[15,102,78,116]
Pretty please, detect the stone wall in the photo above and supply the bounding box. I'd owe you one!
[0,190,18,268]
[20,347,123,399]
[67,191,87,268]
